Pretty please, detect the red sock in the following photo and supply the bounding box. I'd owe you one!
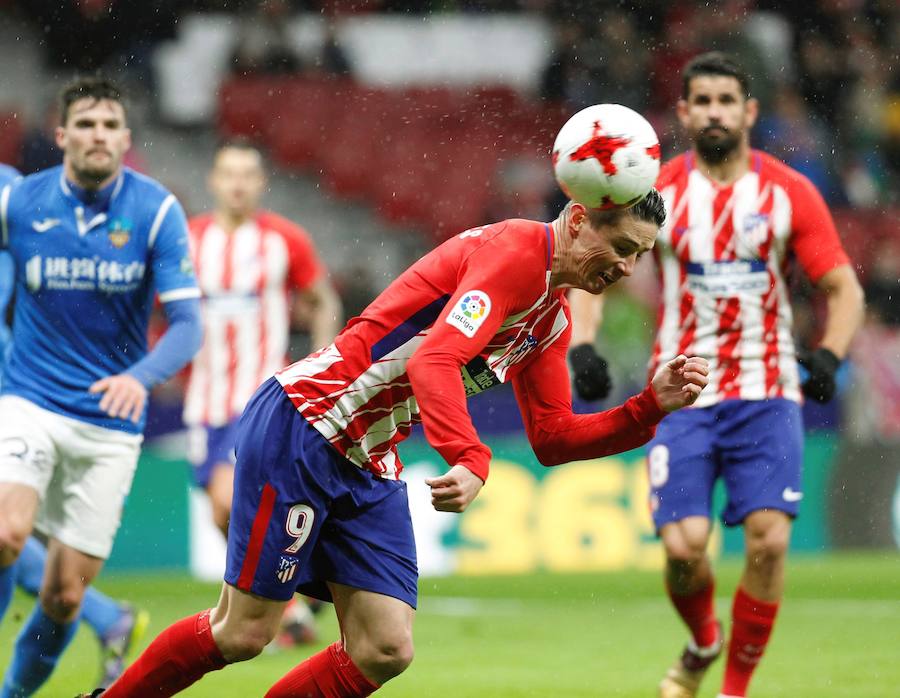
[721,587,779,697]
[104,610,227,697]
[265,641,380,697]
[667,580,719,648]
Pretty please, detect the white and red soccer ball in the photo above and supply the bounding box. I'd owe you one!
[552,103,661,210]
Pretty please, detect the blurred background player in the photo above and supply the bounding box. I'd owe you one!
[0,161,147,689]
[0,76,202,696]
[183,140,341,646]
[570,51,864,698]
[567,291,613,402]
[94,191,711,697]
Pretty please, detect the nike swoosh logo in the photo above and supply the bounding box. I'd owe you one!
[32,218,61,233]
[782,487,803,502]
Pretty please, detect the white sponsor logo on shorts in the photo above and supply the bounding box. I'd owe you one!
[782,487,803,502]
[445,290,491,338]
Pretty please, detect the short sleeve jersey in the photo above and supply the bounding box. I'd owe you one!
[276,219,570,480]
[651,150,850,406]
[0,166,199,433]
[183,210,323,427]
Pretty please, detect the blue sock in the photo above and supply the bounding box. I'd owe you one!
[13,538,45,597]
[1,605,78,697]
[0,562,14,621]
[15,536,124,640]
[80,585,125,640]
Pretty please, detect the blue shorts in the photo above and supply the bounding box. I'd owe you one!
[187,420,240,489]
[646,398,803,529]
[224,377,418,608]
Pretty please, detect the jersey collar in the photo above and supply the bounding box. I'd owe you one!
[59,169,125,210]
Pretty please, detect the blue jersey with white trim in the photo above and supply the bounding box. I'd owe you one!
[0,165,199,433]
[0,164,21,384]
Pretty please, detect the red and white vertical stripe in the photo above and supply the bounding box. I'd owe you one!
[184,219,293,427]
[651,155,803,407]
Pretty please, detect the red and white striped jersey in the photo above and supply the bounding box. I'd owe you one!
[651,150,849,407]
[184,211,322,427]
[276,219,568,480]
[276,218,668,482]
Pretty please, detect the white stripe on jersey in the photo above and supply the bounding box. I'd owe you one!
[148,195,176,249]
[159,287,201,302]
[185,218,306,426]
[1,184,11,246]
[652,161,804,407]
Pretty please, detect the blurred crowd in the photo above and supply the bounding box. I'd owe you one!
[1,0,897,437]
[539,0,900,209]
[6,0,898,209]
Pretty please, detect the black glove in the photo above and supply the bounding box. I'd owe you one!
[568,343,613,402]
[798,347,840,403]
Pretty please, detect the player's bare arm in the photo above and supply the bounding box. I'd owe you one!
[424,464,484,513]
[295,277,343,351]
[814,264,864,360]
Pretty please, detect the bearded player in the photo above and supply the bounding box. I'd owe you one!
[571,52,864,698]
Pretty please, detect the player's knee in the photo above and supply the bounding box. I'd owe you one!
[0,525,27,566]
[745,527,789,565]
[215,621,275,662]
[42,587,85,622]
[664,537,707,566]
[356,632,415,680]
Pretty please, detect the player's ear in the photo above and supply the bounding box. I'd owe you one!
[123,127,132,154]
[744,97,759,130]
[54,125,67,150]
[568,202,587,236]
[676,99,690,129]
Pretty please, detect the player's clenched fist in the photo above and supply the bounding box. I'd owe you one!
[425,464,484,513]
[650,354,709,412]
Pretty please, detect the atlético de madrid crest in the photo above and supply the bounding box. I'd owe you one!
[276,555,298,584]
[108,218,132,248]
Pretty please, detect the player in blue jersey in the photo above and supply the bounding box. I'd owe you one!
[0,161,151,688]
[0,77,202,697]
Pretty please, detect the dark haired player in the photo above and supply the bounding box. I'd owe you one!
[0,76,202,695]
[95,189,710,697]
[571,52,863,698]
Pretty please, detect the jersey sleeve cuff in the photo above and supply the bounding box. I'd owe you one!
[625,384,668,428]
[159,287,201,303]
[457,447,491,483]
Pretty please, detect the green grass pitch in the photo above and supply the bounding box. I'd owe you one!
[2,552,898,697]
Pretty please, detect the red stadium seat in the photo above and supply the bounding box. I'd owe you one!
[268,77,355,171]
[217,76,293,141]
[0,109,23,166]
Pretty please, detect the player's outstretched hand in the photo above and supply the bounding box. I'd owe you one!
[89,374,148,423]
[425,464,484,513]
[650,354,709,412]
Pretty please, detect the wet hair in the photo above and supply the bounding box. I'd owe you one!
[681,51,750,100]
[574,187,667,230]
[58,76,126,125]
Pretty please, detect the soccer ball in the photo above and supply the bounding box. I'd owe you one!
[552,103,661,210]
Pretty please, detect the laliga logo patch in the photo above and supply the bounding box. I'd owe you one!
[446,290,491,338]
